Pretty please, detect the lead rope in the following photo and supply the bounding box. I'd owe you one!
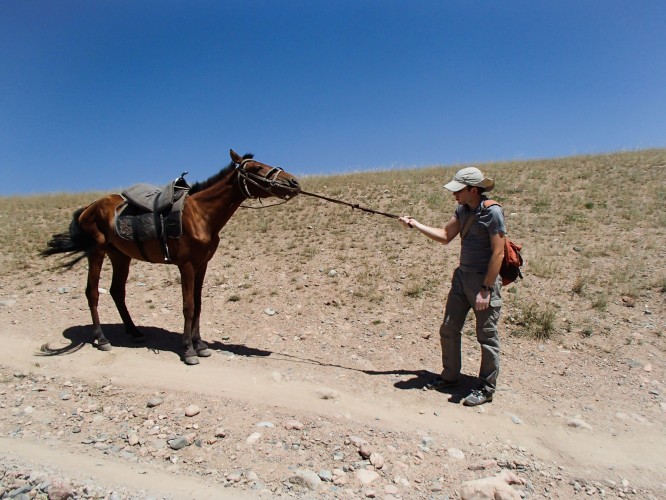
[298,190,401,219]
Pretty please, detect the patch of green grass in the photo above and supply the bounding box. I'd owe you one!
[591,293,608,312]
[514,302,557,340]
[404,284,425,298]
[528,258,558,279]
[571,274,588,296]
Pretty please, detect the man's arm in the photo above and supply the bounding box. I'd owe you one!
[484,232,505,287]
[399,215,460,245]
[475,232,505,311]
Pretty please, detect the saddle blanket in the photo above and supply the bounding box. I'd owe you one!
[114,202,185,242]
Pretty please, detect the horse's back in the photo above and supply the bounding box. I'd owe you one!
[77,194,125,234]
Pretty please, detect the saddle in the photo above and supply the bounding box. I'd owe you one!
[114,173,191,262]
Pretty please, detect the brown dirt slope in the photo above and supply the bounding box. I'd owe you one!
[0,150,664,499]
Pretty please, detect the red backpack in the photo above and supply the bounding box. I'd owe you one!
[461,200,524,286]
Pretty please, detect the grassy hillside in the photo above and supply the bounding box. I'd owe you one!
[2,150,665,347]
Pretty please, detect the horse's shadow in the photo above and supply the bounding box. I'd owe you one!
[39,325,477,403]
[38,323,271,361]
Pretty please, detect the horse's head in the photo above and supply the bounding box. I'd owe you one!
[230,150,300,200]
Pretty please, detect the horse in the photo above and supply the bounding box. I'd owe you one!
[41,149,300,365]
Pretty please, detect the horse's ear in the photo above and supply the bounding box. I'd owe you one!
[229,149,241,164]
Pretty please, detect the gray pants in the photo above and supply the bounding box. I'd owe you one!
[439,268,502,393]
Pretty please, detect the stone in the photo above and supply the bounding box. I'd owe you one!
[421,436,434,448]
[316,388,339,400]
[356,469,380,486]
[447,447,465,460]
[147,397,163,408]
[566,418,592,430]
[385,485,399,495]
[184,405,201,417]
[508,413,523,424]
[289,469,321,491]
[369,452,384,469]
[246,432,262,444]
[284,419,304,430]
[128,431,139,446]
[47,481,73,500]
[359,444,372,459]
[168,436,190,450]
[318,470,333,482]
[460,471,525,500]
[469,459,498,471]
[349,435,368,447]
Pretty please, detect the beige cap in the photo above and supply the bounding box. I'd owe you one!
[443,167,495,192]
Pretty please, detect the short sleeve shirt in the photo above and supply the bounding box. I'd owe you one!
[455,198,506,274]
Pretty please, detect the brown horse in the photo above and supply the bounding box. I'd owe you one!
[42,150,300,365]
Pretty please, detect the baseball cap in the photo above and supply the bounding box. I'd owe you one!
[443,167,495,192]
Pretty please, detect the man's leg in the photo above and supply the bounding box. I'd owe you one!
[439,269,471,383]
[460,273,501,406]
[474,304,501,394]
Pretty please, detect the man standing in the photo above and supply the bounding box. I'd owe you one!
[399,167,505,406]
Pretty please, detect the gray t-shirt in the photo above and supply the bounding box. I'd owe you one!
[455,199,506,274]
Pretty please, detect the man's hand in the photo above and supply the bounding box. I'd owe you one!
[398,216,415,229]
[475,289,491,311]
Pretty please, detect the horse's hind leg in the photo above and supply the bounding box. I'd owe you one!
[86,250,112,351]
[108,248,144,342]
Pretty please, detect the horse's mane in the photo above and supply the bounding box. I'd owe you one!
[188,153,254,194]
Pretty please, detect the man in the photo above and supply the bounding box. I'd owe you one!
[399,167,505,406]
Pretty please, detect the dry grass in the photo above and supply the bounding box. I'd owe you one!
[2,150,665,345]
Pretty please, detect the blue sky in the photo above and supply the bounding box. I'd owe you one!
[1,1,665,195]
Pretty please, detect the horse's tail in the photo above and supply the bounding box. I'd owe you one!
[40,207,95,269]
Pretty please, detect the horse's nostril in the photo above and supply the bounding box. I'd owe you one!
[290,179,300,188]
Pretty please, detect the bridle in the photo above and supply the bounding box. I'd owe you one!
[234,158,298,201]
[234,158,402,220]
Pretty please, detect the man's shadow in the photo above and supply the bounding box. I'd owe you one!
[38,323,272,362]
[366,369,478,404]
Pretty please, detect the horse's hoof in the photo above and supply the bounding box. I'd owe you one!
[97,342,112,352]
[197,348,212,357]
[132,335,146,344]
[184,356,200,365]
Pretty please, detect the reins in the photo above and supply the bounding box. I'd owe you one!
[298,190,400,219]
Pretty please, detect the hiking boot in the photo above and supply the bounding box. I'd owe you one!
[463,388,493,406]
[424,377,460,391]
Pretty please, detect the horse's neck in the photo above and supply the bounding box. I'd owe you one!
[189,173,245,233]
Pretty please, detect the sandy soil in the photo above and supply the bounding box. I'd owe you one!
[0,256,664,499]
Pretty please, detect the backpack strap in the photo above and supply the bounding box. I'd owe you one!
[461,200,501,240]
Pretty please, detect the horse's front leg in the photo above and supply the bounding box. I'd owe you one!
[179,263,199,365]
[192,263,211,358]
[86,250,111,351]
